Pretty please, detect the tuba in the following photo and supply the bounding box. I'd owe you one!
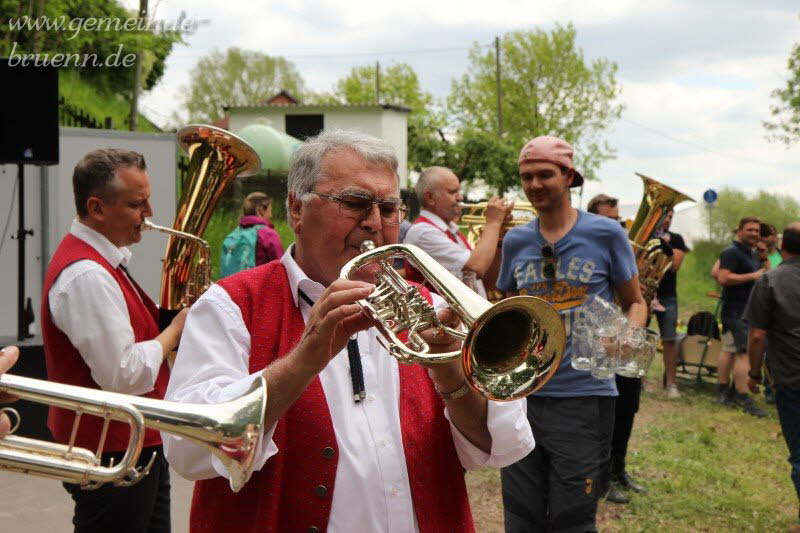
[159,125,261,310]
[629,173,694,305]
[341,241,566,401]
[0,373,266,492]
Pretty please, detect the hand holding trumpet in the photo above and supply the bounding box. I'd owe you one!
[0,346,20,439]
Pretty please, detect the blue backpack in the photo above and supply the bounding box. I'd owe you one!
[220,225,265,277]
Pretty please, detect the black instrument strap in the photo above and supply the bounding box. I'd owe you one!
[298,289,365,402]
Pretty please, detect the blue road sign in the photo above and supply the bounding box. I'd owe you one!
[703,189,718,204]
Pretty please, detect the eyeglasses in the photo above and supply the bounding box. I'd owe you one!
[542,243,557,279]
[312,191,408,225]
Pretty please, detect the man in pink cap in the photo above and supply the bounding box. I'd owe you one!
[497,136,648,532]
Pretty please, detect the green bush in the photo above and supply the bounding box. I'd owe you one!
[676,239,725,323]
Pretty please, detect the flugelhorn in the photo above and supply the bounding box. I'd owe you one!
[161,125,261,310]
[0,374,266,492]
[341,241,566,401]
[628,173,694,305]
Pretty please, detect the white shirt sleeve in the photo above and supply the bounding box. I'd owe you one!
[427,293,535,469]
[48,260,164,396]
[404,223,471,274]
[446,399,534,469]
[163,284,278,481]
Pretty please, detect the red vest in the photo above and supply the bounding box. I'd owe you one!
[190,261,474,533]
[42,233,167,452]
[405,216,472,285]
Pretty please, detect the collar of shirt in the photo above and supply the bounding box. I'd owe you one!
[732,239,755,256]
[70,219,132,269]
[419,209,460,235]
[281,243,327,307]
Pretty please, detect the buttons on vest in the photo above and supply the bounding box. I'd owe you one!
[322,446,335,459]
[314,484,328,498]
[308,527,320,533]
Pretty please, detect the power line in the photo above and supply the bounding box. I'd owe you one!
[621,117,800,170]
[168,43,491,60]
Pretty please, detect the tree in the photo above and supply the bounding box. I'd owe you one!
[329,63,450,174]
[764,40,800,145]
[181,48,305,123]
[448,24,623,192]
[0,0,181,94]
[704,188,800,244]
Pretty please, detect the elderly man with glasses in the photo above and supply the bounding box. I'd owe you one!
[497,136,647,532]
[163,130,534,532]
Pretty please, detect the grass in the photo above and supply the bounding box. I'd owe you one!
[59,70,161,132]
[466,356,796,532]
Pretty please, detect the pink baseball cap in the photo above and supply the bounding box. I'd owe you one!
[518,136,584,188]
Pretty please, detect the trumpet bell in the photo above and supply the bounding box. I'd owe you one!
[464,296,566,401]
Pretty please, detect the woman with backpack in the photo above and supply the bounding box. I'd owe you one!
[220,192,284,277]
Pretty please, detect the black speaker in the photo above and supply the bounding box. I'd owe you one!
[0,57,59,165]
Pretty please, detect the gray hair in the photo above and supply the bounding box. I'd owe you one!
[287,130,399,202]
[415,166,449,206]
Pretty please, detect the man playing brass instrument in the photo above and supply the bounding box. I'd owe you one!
[498,136,648,532]
[42,149,189,532]
[404,166,513,297]
[164,130,534,532]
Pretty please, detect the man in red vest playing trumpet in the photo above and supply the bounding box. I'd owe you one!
[164,130,535,532]
[42,149,188,532]
[404,166,512,298]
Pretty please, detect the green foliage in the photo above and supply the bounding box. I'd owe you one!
[448,24,623,192]
[0,0,182,94]
[328,62,450,175]
[181,48,305,123]
[704,188,800,244]
[59,69,160,132]
[764,40,800,145]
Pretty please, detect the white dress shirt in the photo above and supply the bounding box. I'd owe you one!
[404,209,487,298]
[48,220,163,396]
[164,246,535,533]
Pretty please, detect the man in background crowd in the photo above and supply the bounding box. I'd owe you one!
[587,193,648,505]
[716,217,767,417]
[745,223,800,531]
[653,209,690,399]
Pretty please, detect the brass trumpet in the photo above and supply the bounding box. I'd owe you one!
[0,374,266,492]
[341,241,565,401]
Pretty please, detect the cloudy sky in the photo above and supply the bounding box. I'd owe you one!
[127,0,800,208]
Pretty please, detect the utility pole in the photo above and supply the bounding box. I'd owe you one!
[375,61,381,103]
[495,36,503,136]
[129,0,148,131]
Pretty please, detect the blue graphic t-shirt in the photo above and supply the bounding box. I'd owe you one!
[498,210,638,397]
